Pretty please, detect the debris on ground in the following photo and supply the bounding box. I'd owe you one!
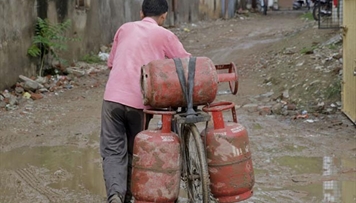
[0,60,108,111]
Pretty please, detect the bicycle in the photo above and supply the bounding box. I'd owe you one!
[173,61,238,203]
[132,57,245,203]
[174,108,212,202]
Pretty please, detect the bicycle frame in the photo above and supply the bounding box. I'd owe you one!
[173,109,213,203]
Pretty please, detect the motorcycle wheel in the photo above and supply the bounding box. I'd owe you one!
[313,2,332,21]
[312,2,319,21]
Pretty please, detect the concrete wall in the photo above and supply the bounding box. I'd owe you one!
[278,0,294,10]
[0,0,216,90]
[0,0,146,90]
[199,0,222,19]
[0,0,37,90]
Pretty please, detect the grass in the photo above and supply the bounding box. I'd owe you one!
[328,44,338,50]
[300,45,317,54]
[324,78,341,99]
[301,12,314,21]
[81,52,103,64]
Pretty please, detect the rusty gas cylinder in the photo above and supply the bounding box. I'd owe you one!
[131,110,181,203]
[202,102,254,203]
[141,57,219,108]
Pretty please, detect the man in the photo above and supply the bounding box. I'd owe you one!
[100,0,191,203]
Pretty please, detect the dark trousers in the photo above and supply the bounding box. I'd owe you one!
[100,100,151,202]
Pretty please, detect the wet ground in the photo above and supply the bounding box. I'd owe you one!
[0,12,355,203]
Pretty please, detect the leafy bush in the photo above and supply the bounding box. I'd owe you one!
[27,17,78,76]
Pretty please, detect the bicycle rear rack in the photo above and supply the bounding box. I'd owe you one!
[174,110,211,124]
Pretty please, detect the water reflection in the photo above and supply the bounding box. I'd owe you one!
[322,156,340,202]
[277,156,356,202]
[0,146,106,199]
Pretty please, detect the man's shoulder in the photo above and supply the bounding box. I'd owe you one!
[153,25,175,36]
[120,21,138,28]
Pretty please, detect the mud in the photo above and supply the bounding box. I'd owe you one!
[0,12,355,203]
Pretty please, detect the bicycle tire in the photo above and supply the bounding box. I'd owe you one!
[181,124,210,203]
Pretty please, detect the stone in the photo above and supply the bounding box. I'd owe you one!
[258,106,272,115]
[332,53,342,60]
[19,75,44,91]
[287,104,297,110]
[66,67,86,77]
[2,97,9,104]
[296,62,304,67]
[0,101,6,108]
[261,91,274,98]
[39,88,49,93]
[281,109,290,116]
[317,102,325,107]
[23,92,31,99]
[322,34,342,46]
[100,45,109,53]
[30,93,43,100]
[2,90,11,98]
[310,80,320,86]
[15,87,24,94]
[242,104,259,112]
[5,104,18,111]
[9,95,18,105]
[271,103,284,115]
[35,76,48,84]
[282,90,289,99]
[324,108,334,114]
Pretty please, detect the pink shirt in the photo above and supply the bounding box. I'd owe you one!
[104,17,191,109]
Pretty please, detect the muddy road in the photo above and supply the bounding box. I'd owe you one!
[0,12,355,203]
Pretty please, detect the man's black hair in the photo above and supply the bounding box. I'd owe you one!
[142,0,168,17]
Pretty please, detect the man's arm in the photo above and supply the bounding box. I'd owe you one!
[107,29,121,70]
[164,34,191,58]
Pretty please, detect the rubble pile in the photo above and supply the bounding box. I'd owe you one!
[0,62,107,111]
[244,34,344,119]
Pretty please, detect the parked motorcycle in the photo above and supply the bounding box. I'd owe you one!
[312,0,332,21]
[292,0,311,10]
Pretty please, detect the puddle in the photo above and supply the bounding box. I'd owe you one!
[276,156,322,174]
[278,156,356,202]
[0,146,106,198]
[287,181,356,203]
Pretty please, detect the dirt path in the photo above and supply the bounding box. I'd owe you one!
[0,12,355,203]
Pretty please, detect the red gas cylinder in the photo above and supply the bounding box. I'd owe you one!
[131,110,181,203]
[202,102,254,203]
[141,57,238,108]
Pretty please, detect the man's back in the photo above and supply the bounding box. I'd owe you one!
[104,17,190,109]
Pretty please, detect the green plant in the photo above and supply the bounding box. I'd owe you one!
[300,45,317,54]
[324,78,341,99]
[328,44,337,50]
[81,52,103,64]
[27,17,78,76]
[301,12,314,21]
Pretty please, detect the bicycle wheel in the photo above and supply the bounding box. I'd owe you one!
[181,124,210,203]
